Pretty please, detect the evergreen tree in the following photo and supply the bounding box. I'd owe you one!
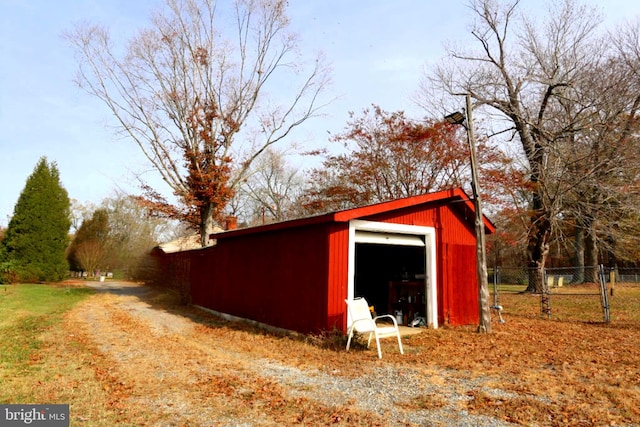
[1,157,71,282]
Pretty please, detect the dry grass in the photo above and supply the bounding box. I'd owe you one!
[2,282,640,426]
[398,284,640,425]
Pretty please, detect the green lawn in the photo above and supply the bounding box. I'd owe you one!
[0,284,93,402]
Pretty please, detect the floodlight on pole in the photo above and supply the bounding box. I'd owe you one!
[444,94,492,334]
[444,111,466,127]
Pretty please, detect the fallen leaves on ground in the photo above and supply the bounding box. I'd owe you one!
[26,283,640,426]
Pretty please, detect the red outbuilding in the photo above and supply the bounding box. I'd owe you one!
[160,187,494,334]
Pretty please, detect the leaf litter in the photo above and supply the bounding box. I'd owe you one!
[30,282,640,426]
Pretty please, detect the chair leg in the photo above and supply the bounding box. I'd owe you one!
[346,329,354,352]
[396,333,404,355]
[367,332,373,349]
[374,332,382,359]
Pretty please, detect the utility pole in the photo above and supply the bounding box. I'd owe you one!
[465,94,491,333]
[445,94,492,333]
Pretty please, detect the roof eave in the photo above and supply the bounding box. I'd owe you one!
[211,187,495,240]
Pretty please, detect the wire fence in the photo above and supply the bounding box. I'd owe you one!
[488,265,636,324]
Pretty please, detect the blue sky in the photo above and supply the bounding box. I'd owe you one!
[1,0,638,227]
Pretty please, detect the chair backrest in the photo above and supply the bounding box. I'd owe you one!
[346,298,375,332]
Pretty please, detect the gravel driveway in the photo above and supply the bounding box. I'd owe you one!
[71,281,519,426]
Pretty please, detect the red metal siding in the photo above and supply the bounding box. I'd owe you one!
[359,203,478,326]
[154,249,193,303]
[190,224,331,334]
[438,204,477,245]
[437,207,479,325]
[364,201,475,243]
[363,203,440,227]
[326,223,350,331]
[190,250,215,304]
[443,244,479,325]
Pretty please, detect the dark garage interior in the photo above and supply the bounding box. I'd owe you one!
[354,243,426,324]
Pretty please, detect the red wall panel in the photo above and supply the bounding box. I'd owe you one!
[190,224,332,333]
[443,244,479,325]
[326,223,350,331]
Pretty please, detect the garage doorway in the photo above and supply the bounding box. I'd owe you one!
[347,220,438,328]
[355,243,425,320]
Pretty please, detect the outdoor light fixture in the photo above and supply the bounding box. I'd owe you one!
[444,94,492,334]
[444,111,466,126]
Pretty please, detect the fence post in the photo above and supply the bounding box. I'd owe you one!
[492,267,505,323]
[541,268,551,319]
[609,268,615,296]
[598,265,610,323]
[493,267,498,307]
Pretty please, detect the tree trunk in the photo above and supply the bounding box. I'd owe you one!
[573,226,585,283]
[524,188,551,293]
[525,238,549,293]
[526,259,546,294]
[605,235,617,271]
[584,221,598,283]
[199,203,214,248]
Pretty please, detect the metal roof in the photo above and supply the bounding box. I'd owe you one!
[211,187,495,241]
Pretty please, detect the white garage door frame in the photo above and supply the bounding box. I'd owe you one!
[347,219,438,329]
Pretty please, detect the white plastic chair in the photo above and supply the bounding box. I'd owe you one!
[345,297,404,359]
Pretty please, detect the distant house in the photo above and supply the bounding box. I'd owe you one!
[154,187,494,334]
[155,224,225,253]
[156,234,210,253]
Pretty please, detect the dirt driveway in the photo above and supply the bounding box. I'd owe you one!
[61,281,516,426]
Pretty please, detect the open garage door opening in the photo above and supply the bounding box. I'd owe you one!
[347,220,438,328]
[354,242,426,325]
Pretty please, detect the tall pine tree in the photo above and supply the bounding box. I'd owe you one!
[1,157,71,282]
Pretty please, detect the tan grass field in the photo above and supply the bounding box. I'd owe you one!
[1,281,639,426]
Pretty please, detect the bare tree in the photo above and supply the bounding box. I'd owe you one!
[519,17,640,280]
[567,19,640,272]
[421,0,606,291]
[74,241,106,277]
[67,208,110,275]
[69,199,97,234]
[102,192,175,278]
[68,191,180,278]
[66,0,330,246]
[235,148,303,225]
